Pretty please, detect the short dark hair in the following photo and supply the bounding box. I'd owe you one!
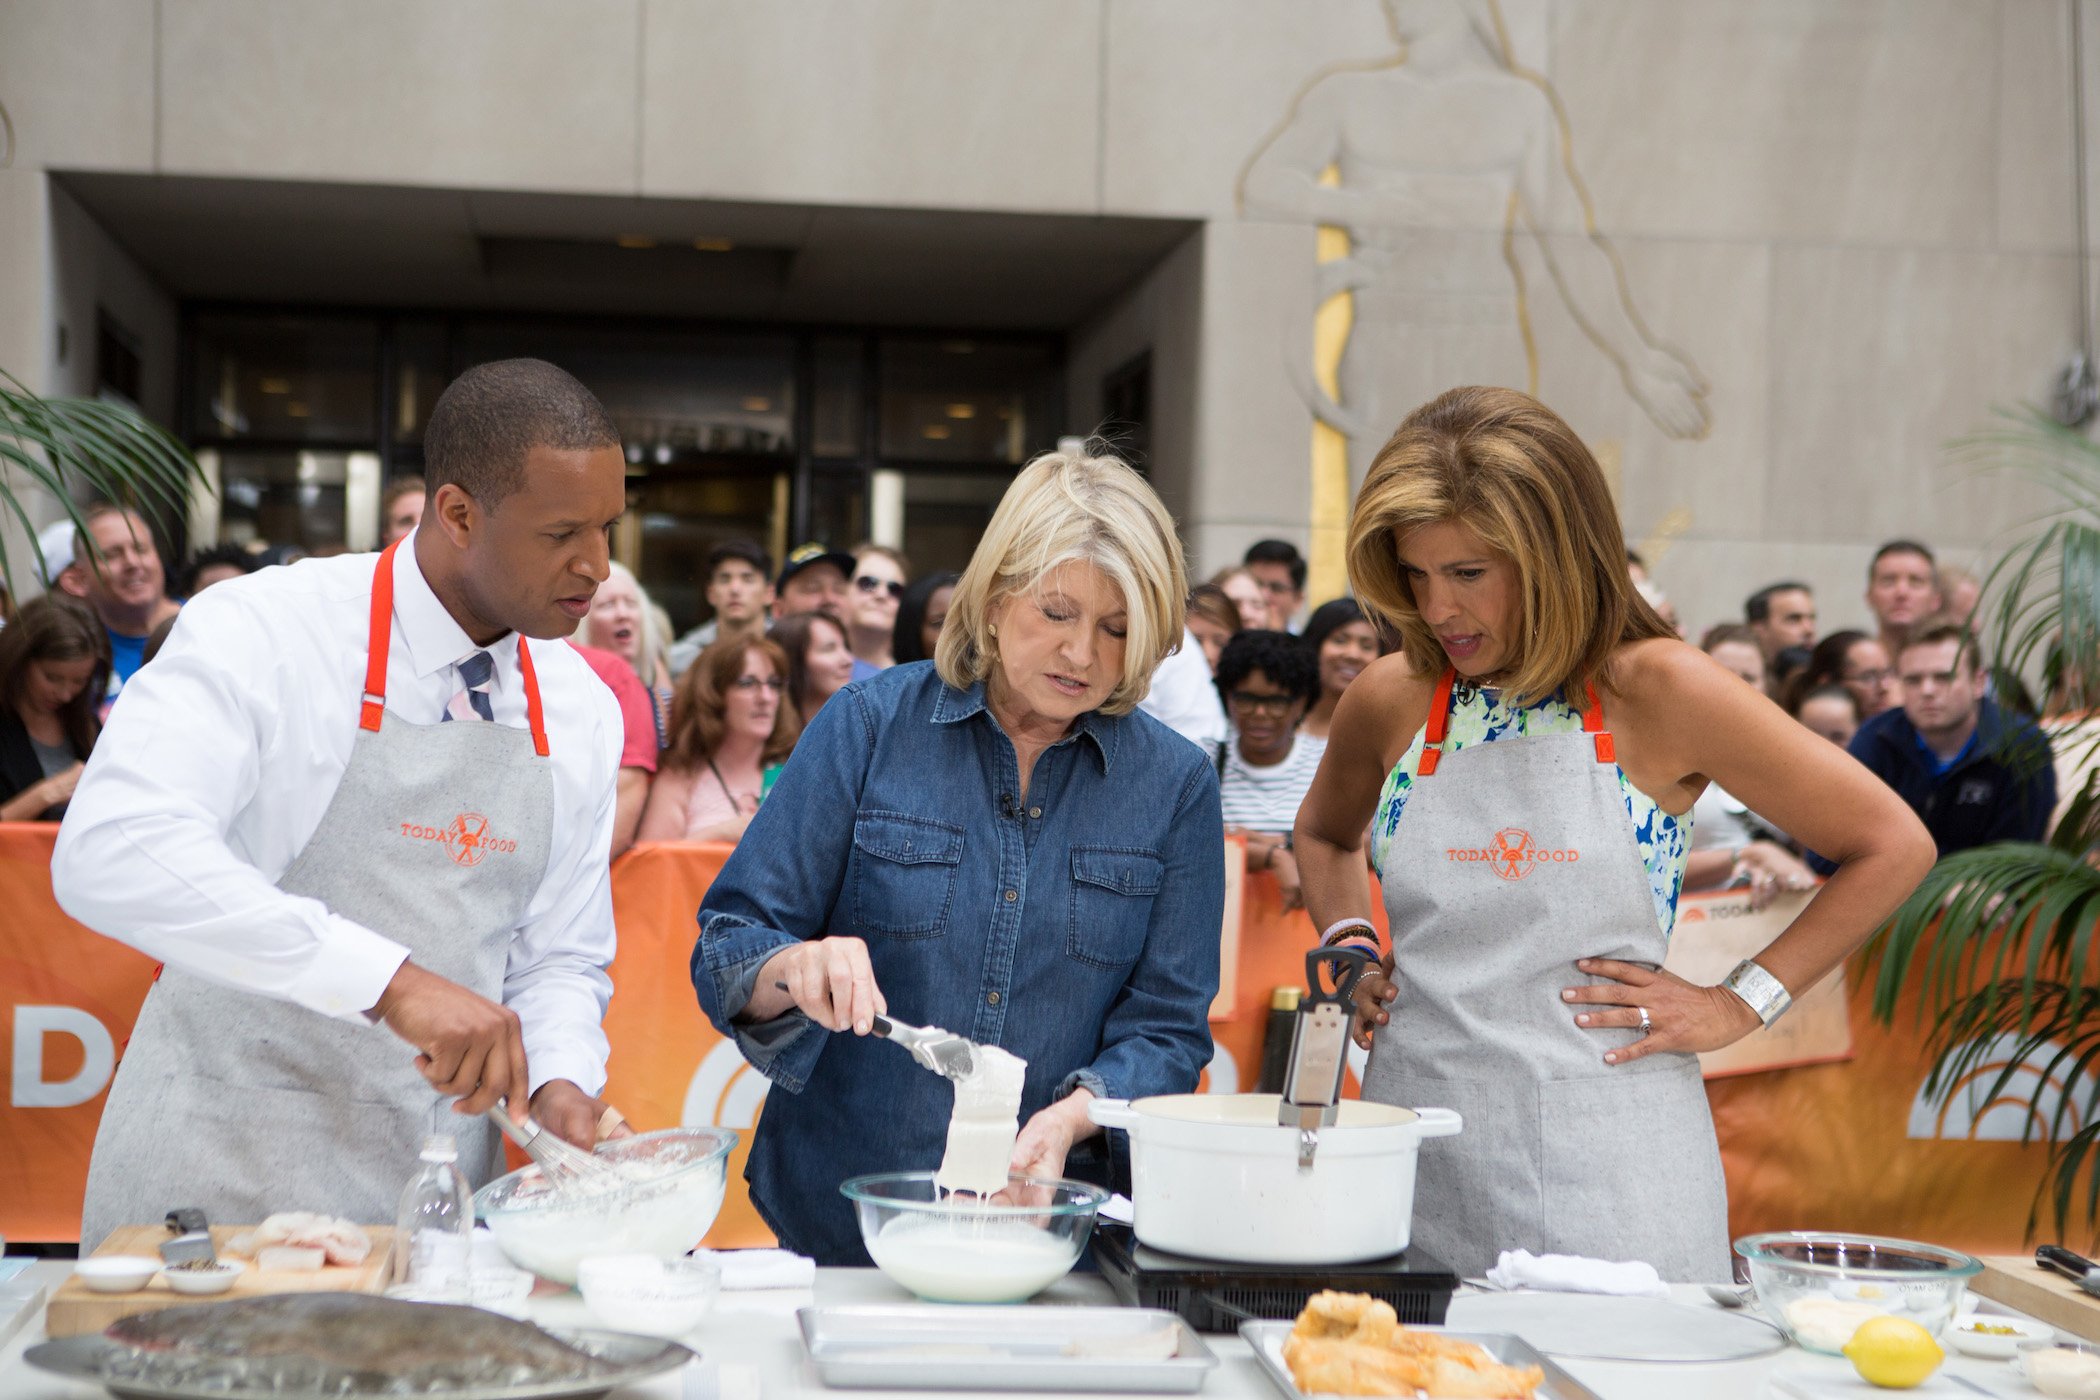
[177,544,255,597]
[1744,580,1811,623]
[1899,619,1980,673]
[1789,681,1863,723]
[1870,539,1936,579]
[1699,623,1763,655]
[423,359,619,510]
[1243,539,1307,591]
[380,475,426,513]
[705,539,772,581]
[1215,628,1318,706]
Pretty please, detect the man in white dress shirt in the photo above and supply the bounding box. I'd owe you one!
[55,359,630,1247]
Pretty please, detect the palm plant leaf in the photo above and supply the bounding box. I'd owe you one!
[0,367,206,593]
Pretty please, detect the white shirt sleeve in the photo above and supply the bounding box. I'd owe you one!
[503,662,620,1097]
[51,586,410,1022]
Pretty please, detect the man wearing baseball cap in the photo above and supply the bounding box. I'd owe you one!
[772,543,878,682]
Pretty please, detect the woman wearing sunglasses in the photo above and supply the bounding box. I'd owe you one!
[846,544,910,672]
[639,634,803,843]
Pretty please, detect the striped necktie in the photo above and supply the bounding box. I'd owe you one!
[444,650,495,723]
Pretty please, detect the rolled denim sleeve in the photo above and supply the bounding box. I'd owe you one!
[692,686,872,1094]
[1059,756,1224,1102]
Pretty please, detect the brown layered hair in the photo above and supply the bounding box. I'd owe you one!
[0,595,110,758]
[665,634,800,770]
[1347,386,1674,705]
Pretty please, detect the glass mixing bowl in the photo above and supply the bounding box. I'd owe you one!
[1735,1231,1981,1354]
[474,1126,738,1284]
[840,1172,1107,1304]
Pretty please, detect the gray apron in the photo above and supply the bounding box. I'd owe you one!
[81,540,556,1249]
[1361,670,1731,1281]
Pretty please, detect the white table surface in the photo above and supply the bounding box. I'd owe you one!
[0,1259,2053,1400]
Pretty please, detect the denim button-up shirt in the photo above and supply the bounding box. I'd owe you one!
[692,662,1224,1263]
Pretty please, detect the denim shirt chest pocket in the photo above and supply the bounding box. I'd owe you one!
[850,810,966,939]
[1067,845,1165,969]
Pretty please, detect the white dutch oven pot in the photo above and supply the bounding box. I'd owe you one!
[1088,1092,1462,1265]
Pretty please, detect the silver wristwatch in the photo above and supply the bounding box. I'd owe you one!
[1722,959,1793,1028]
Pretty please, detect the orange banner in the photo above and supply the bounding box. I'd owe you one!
[3,824,2086,1259]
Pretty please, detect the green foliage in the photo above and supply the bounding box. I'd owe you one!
[0,366,207,594]
[1870,404,2100,1244]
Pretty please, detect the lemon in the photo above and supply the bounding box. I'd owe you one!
[1842,1316,1944,1389]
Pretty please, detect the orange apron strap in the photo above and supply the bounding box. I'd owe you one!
[1582,682,1615,764]
[516,637,551,758]
[1419,667,1459,776]
[360,540,400,733]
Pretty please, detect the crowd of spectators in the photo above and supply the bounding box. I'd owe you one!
[1,497,2070,897]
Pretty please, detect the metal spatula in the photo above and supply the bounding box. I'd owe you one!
[872,1015,979,1080]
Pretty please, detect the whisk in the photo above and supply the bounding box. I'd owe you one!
[484,1103,624,1194]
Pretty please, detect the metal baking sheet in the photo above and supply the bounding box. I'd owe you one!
[24,1323,692,1400]
[798,1304,1219,1392]
[1240,1319,1602,1400]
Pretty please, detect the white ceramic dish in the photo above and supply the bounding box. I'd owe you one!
[2018,1342,2100,1397]
[72,1256,159,1293]
[1088,1093,1461,1265]
[1947,1312,2054,1358]
[160,1259,245,1295]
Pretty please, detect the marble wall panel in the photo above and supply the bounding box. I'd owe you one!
[640,0,1100,213]
[0,0,154,170]
[1767,244,2077,553]
[1544,0,1999,247]
[158,0,640,193]
[0,171,51,392]
[48,182,177,422]
[1999,0,2079,254]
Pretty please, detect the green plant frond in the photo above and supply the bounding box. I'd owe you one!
[0,377,207,594]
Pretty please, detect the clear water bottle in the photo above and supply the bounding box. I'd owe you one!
[393,1133,473,1303]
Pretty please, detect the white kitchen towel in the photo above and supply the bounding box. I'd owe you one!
[692,1247,816,1290]
[1484,1248,1670,1298]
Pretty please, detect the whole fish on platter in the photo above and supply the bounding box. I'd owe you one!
[26,1291,693,1400]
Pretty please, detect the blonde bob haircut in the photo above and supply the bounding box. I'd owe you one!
[936,446,1186,717]
[1347,386,1674,706]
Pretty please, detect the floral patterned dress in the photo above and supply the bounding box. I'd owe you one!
[1371,681,1689,938]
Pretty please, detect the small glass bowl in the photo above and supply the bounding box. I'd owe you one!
[840,1172,1107,1304]
[2016,1341,2100,1397]
[576,1253,721,1337]
[1734,1232,1981,1354]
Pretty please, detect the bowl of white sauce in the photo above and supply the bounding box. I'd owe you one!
[474,1126,738,1284]
[840,1171,1107,1304]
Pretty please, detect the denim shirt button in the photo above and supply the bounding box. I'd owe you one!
[1004,889,1018,903]
[1029,807,1042,819]
[987,991,1002,1005]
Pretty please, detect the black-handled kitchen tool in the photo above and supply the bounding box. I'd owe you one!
[1277,947,1372,1168]
[2037,1244,2100,1296]
[160,1206,216,1269]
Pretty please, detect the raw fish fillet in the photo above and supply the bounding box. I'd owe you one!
[106,1293,619,1390]
[225,1211,372,1266]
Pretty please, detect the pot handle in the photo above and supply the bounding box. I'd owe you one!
[1087,1098,1139,1132]
[1412,1106,1463,1139]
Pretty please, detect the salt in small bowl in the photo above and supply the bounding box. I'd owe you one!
[576,1253,719,1337]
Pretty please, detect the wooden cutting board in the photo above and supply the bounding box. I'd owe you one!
[46,1224,393,1337]
[1971,1254,2100,1341]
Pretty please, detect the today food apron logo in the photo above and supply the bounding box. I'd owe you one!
[398,812,519,867]
[1446,827,1580,881]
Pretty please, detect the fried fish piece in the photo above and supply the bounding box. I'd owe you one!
[1282,1291,1544,1399]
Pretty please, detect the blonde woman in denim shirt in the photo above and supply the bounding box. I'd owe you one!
[693,449,1225,1264]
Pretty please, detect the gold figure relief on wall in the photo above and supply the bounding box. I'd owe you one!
[1237,0,1708,601]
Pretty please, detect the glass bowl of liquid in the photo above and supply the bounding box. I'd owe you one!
[840,1172,1108,1304]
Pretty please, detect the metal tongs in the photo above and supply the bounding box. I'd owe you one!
[1278,947,1371,1172]
[872,1015,979,1081]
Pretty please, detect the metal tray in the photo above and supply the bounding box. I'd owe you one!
[1240,1319,1601,1400]
[25,1323,693,1400]
[799,1304,1219,1392]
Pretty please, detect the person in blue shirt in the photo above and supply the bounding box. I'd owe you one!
[71,504,181,712]
[692,448,1225,1264]
[1809,621,2056,874]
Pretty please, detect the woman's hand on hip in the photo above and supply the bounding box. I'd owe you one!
[1009,1089,1098,1183]
[1562,957,1761,1064]
[759,936,888,1034]
[1350,952,1398,1050]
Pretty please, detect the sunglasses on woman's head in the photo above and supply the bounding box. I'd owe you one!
[855,576,905,599]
